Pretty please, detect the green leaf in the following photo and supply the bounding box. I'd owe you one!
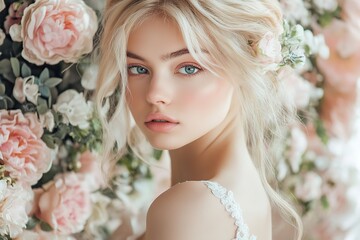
[41,134,56,149]
[39,68,50,83]
[37,97,49,114]
[44,77,62,88]
[0,59,11,74]
[0,83,5,95]
[39,85,51,98]
[320,195,330,209]
[0,235,11,240]
[40,221,53,232]
[0,96,14,110]
[10,57,20,78]
[21,63,32,77]
[153,149,163,160]
[26,217,40,230]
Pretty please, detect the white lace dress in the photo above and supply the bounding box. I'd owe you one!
[202,180,257,240]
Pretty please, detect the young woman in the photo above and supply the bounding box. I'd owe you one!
[95,1,303,239]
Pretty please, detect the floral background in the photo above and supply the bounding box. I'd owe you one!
[0,0,359,240]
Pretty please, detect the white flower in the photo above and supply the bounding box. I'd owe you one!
[0,181,33,238]
[280,0,310,26]
[304,30,329,59]
[0,28,5,46]
[39,110,55,132]
[288,127,308,173]
[53,90,93,129]
[313,0,338,13]
[0,0,5,12]
[295,172,323,202]
[9,24,22,42]
[81,64,98,90]
[84,193,111,238]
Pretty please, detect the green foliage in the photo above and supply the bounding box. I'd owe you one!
[26,217,40,230]
[318,7,342,27]
[40,221,53,232]
[10,58,20,78]
[315,118,329,145]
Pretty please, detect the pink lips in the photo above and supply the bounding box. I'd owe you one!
[145,113,179,132]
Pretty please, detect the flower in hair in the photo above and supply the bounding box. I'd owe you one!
[257,31,283,71]
[255,21,309,72]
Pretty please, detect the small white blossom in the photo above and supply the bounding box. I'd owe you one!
[280,0,311,26]
[81,64,98,90]
[9,24,22,42]
[313,0,338,13]
[295,172,323,202]
[304,30,330,59]
[12,76,40,105]
[39,110,55,131]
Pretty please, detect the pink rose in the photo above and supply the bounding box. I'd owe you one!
[0,110,52,184]
[35,173,91,235]
[21,0,98,65]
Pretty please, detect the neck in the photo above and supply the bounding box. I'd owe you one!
[169,115,251,186]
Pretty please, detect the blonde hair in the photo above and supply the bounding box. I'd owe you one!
[95,0,303,239]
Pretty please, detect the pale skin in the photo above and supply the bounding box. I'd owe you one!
[112,15,272,240]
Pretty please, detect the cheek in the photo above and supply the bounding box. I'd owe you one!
[179,79,233,117]
[125,84,146,119]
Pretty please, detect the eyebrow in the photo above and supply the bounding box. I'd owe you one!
[126,48,190,62]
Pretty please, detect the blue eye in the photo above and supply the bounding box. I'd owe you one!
[128,66,149,75]
[178,65,200,75]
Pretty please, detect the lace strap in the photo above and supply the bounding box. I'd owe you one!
[201,181,256,240]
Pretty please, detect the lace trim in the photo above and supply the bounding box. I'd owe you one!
[202,181,257,240]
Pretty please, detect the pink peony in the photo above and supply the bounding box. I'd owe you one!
[20,0,98,65]
[35,173,91,235]
[0,110,52,184]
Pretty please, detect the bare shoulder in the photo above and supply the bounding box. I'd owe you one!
[145,181,236,240]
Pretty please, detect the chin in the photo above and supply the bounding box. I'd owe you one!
[147,137,186,151]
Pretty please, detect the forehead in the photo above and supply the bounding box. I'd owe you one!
[127,15,187,58]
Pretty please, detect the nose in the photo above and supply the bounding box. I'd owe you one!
[146,72,172,105]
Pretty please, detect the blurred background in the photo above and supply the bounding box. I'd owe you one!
[0,0,359,239]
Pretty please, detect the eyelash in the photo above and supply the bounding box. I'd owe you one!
[127,64,203,77]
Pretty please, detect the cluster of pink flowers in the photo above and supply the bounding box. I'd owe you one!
[0,0,104,238]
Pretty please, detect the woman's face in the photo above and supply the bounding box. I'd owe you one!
[126,16,234,150]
